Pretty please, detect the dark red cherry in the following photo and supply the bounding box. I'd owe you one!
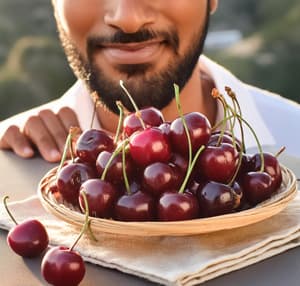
[251,153,282,190]
[123,107,164,137]
[242,171,274,205]
[142,162,177,197]
[197,181,240,217]
[129,127,171,167]
[56,162,96,205]
[41,246,85,286]
[114,191,156,221]
[170,112,211,156]
[209,131,242,151]
[95,150,134,185]
[79,179,118,218]
[196,143,239,183]
[75,129,114,163]
[7,219,49,257]
[158,191,200,221]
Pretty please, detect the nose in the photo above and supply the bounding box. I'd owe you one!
[104,0,155,33]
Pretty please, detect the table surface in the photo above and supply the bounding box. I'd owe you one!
[0,149,300,286]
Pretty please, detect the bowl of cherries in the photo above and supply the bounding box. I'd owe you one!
[38,83,297,237]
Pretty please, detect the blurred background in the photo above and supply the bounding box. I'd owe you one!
[0,0,299,120]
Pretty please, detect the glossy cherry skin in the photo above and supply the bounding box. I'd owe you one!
[158,191,200,221]
[114,191,156,221]
[142,162,177,197]
[196,143,239,183]
[41,246,85,286]
[75,129,114,163]
[79,179,118,218]
[123,107,164,137]
[129,127,171,167]
[7,219,49,257]
[56,163,96,205]
[209,131,242,151]
[170,112,211,156]
[242,171,274,205]
[251,153,282,190]
[95,150,134,185]
[197,181,240,217]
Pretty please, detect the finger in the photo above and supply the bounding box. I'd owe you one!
[38,109,69,154]
[23,116,61,162]
[57,107,81,132]
[0,125,35,158]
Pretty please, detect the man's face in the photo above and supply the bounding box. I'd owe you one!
[53,0,215,114]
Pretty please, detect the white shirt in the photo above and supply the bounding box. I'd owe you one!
[2,56,300,157]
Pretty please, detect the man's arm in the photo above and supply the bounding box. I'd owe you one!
[0,106,80,162]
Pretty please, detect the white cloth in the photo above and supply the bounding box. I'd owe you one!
[1,56,300,157]
[0,192,300,286]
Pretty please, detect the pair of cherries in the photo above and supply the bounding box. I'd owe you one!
[3,196,85,286]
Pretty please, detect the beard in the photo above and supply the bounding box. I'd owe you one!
[57,9,210,114]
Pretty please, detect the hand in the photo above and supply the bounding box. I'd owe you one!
[0,107,81,162]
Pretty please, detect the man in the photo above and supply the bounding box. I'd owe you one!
[0,0,300,162]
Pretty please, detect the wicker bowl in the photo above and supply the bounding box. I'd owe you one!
[37,165,297,237]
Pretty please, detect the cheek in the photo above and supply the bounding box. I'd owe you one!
[56,0,102,39]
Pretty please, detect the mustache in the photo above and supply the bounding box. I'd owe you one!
[87,29,179,55]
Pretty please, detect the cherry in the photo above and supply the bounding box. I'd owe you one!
[3,196,49,258]
[170,112,211,156]
[197,181,240,217]
[241,171,274,205]
[129,127,171,167]
[95,150,134,185]
[209,131,242,151]
[123,107,164,137]
[142,162,177,197]
[114,190,156,221]
[79,179,118,218]
[196,142,239,183]
[56,162,96,205]
[41,246,85,286]
[251,152,282,190]
[75,129,115,163]
[158,191,200,221]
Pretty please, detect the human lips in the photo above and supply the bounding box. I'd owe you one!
[100,40,164,65]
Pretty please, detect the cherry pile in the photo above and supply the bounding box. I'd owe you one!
[52,84,283,222]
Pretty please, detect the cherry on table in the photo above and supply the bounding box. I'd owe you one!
[41,246,85,286]
[3,196,49,258]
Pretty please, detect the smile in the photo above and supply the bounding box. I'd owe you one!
[100,40,164,65]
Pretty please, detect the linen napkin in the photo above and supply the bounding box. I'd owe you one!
[1,192,300,286]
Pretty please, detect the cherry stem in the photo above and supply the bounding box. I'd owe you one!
[174,84,192,170]
[122,140,131,195]
[225,87,246,152]
[114,101,124,144]
[120,80,146,129]
[90,92,99,129]
[3,196,18,225]
[70,191,90,252]
[211,88,228,147]
[101,142,125,181]
[275,146,286,158]
[57,127,80,175]
[179,145,205,193]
